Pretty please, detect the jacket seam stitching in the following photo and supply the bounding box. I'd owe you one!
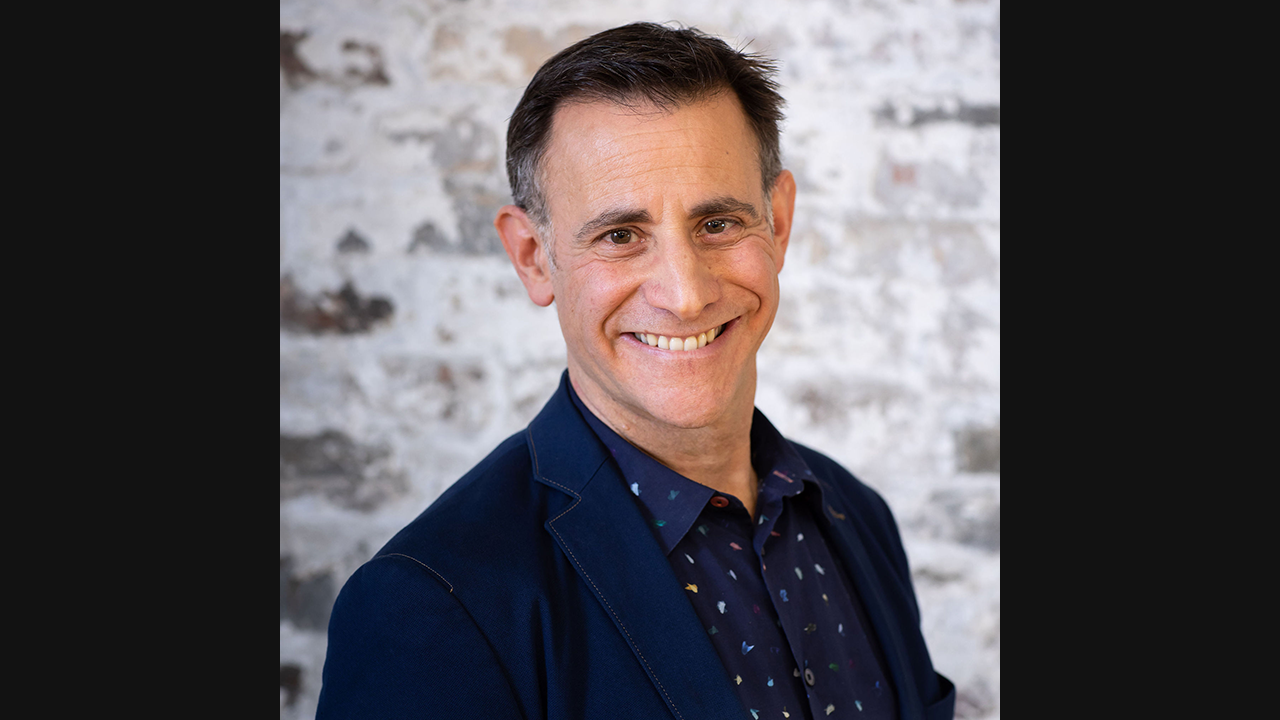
[373,552,454,593]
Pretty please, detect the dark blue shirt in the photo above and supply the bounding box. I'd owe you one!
[568,383,898,720]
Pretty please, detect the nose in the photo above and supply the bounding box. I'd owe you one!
[643,235,720,321]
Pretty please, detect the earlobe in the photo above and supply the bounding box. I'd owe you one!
[495,205,555,307]
[769,170,797,272]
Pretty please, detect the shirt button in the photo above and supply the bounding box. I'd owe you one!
[804,667,816,686]
[709,495,730,508]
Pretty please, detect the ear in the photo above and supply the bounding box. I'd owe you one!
[768,170,797,272]
[495,204,555,307]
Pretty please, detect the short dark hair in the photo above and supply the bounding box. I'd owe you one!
[505,22,786,228]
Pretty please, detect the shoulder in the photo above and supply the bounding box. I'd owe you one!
[360,427,578,599]
[399,430,536,532]
[319,549,527,717]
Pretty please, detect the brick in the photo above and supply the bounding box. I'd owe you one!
[279,276,394,335]
[280,663,303,708]
[335,228,371,253]
[279,429,407,511]
[280,556,336,631]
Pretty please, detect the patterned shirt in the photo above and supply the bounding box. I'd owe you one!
[569,383,898,719]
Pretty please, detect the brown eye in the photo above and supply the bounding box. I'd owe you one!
[704,219,729,234]
[608,229,633,244]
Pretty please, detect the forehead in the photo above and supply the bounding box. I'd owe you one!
[540,95,762,224]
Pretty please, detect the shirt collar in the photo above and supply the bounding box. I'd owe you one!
[567,376,830,555]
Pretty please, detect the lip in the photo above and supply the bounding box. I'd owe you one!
[625,317,737,352]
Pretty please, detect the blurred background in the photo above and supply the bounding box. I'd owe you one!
[280,0,999,717]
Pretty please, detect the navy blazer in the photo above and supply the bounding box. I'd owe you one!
[318,372,955,719]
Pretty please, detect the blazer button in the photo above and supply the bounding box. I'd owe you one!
[710,496,730,508]
[804,668,815,686]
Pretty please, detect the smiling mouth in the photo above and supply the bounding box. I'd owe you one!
[631,322,728,352]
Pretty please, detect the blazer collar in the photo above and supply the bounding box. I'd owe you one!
[526,371,745,720]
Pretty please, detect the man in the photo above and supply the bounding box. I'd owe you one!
[319,22,955,720]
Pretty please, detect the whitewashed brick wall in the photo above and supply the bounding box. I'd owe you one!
[280,1,999,717]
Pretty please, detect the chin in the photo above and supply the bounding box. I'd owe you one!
[636,380,741,431]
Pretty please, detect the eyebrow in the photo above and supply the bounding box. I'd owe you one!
[572,196,762,244]
[573,208,653,244]
[688,196,761,223]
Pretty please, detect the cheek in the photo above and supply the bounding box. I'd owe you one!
[722,245,782,300]
[552,264,634,328]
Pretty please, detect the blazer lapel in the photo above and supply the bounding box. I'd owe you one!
[527,375,744,720]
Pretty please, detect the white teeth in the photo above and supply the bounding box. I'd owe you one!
[636,324,725,353]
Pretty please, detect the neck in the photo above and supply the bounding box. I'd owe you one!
[569,371,761,518]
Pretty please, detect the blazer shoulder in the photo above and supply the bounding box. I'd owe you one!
[318,553,526,719]
[372,428,573,590]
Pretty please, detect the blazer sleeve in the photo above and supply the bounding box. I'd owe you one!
[317,553,526,720]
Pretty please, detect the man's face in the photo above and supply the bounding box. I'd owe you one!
[534,95,793,435]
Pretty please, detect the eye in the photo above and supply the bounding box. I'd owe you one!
[704,219,732,234]
[606,229,633,244]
